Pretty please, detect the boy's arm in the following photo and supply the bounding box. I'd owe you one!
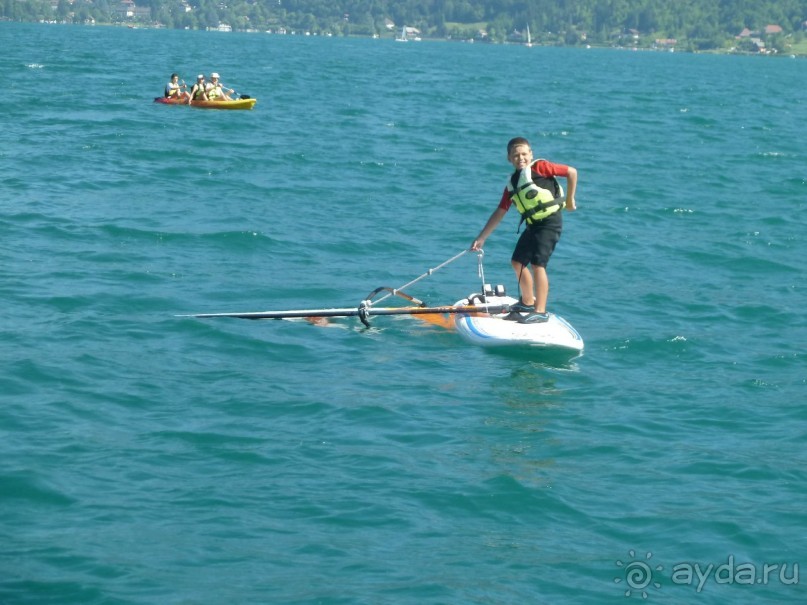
[564,167,578,211]
[471,207,508,251]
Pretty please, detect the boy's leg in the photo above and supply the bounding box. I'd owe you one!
[511,259,535,305]
[526,213,561,314]
[532,265,549,313]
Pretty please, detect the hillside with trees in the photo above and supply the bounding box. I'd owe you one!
[3,0,806,53]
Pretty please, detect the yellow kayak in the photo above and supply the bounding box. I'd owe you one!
[154,96,257,110]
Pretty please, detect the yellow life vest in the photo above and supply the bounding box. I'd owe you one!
[506,163,564,225]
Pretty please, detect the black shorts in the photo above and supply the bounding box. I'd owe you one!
[511,211,563,268]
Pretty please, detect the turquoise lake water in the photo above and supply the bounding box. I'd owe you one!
[1,22,806,604]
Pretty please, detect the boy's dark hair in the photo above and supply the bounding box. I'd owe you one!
[507,137,531,154]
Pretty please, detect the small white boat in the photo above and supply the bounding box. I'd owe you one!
[453,293,584,353]
[395,25,407,42]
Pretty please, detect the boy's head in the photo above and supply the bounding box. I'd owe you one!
[507,137,533,170]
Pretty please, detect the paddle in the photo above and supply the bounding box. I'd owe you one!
[217,82,250,99]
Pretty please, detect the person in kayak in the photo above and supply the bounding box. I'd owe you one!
[471,137,578,324]
[188,74,208,104]
[164,73,189,100]
[205,72,234,101]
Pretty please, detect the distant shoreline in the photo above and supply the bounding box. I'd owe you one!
[5,19,806,57]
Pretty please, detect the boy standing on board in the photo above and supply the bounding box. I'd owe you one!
[471,137,578,324]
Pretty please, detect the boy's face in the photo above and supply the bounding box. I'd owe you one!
[508,144,533,170]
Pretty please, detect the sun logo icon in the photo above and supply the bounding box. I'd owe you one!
[614,550,663,598]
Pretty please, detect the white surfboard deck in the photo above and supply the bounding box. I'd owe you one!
[453,295,584,353]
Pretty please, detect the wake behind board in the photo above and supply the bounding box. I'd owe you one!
[453,294,584,353]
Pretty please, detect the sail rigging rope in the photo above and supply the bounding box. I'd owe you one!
[369,248,483,307]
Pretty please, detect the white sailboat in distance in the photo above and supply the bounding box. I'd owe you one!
[525,25,533,47]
